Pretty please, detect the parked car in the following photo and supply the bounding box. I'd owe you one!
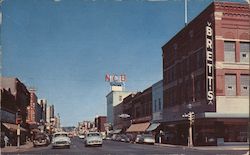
[52,132,71,149]
[135,134,143,143]
[85,132,103,147]
[120,134,130,143]
[141,134,155,144]
[33,133,50,147]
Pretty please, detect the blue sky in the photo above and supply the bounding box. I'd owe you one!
[1,0,245,126]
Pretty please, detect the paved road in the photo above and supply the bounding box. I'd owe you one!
[2,137,248,155]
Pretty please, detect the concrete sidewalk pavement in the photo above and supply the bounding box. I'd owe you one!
[155,143,249,151]
[0,141,33,153]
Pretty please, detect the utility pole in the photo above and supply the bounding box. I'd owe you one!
[16,109,22,149]
[184,0,188,26]
[182,111,195,147]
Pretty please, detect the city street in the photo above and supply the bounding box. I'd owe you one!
[2,137,248,155]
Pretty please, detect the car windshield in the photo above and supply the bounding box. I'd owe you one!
[143,134,153,138]
[54,133,68,138]
[87,133,100,137]
[34,133,46,139]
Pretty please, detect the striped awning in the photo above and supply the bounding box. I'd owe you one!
[146,123,160,132]
[2,123,27,132]
[126,122,150,133]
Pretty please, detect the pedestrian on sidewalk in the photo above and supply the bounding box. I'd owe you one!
[4,135,9,147]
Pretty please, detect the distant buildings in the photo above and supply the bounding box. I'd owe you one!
[1,77,60,146]
[94,116,107,133]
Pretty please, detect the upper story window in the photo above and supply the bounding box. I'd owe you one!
[240,75,249,96]
[119,96,122,101]
[224,41,236,62]
[240,42,250,63]
[225,74,236,96]
[154,99,157,112]
[158,98,161,111]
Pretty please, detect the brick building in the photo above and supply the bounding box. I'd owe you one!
[162,2,249,146]
[95,116,107,133]
[0,77,30,145]
[27,89,42,125]
[125,87,152,133]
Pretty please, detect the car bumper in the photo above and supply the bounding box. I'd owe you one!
[33,141,47,146]
[86,141,102,146]
[52,142,70,147]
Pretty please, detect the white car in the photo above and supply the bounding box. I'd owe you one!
[78,134,85,139]
[85,132,103,147]
[52,132,71,149]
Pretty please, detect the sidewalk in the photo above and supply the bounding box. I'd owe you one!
[155,143,249,151]
[0,141,33,153]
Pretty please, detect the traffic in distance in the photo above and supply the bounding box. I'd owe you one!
[30,130,156,149]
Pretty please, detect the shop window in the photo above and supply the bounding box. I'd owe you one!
[225,74,236,96]
[240,75,249,96]
[224,41,235,62]
[158,98,161,111]
[240,42,250,63]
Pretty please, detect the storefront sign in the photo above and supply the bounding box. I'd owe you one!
[206,22,214,105]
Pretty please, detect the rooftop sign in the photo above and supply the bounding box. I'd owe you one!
[105,74,126,86]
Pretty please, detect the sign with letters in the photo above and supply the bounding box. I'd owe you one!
[206,22,214,105]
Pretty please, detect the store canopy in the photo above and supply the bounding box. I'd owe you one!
[126,122,150,133]
[3,123,27,132]
[113,129,122,134]
[146,123,160,132]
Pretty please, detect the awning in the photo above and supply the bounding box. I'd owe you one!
[126,122,150,133]
[113,129,122,134]
[146,123,160,132]
[3,123,27,132]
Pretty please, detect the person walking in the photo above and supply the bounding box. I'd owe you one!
[4,135,9,147]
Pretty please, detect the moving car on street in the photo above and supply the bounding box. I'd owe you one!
[52,132,71,149]
[85,132,103,147]
[33,133,50,147]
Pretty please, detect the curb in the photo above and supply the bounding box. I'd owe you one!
[154,143,249,151]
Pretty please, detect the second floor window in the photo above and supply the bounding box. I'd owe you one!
[240,42,250,63]
[224,41,235,62]
[225,74,236,96]
[240,75,249,96]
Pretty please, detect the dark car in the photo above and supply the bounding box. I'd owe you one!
[33,133,50,147]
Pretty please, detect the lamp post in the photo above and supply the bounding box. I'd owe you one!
[16,109,22,149]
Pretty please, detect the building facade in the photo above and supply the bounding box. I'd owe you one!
[95,116,107,133]
[38,99,47,123]
[0,77,30,145]
[106,85,134,126]
[27,89,42,125]
[152,80,163,122]
[162,1,249,146]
